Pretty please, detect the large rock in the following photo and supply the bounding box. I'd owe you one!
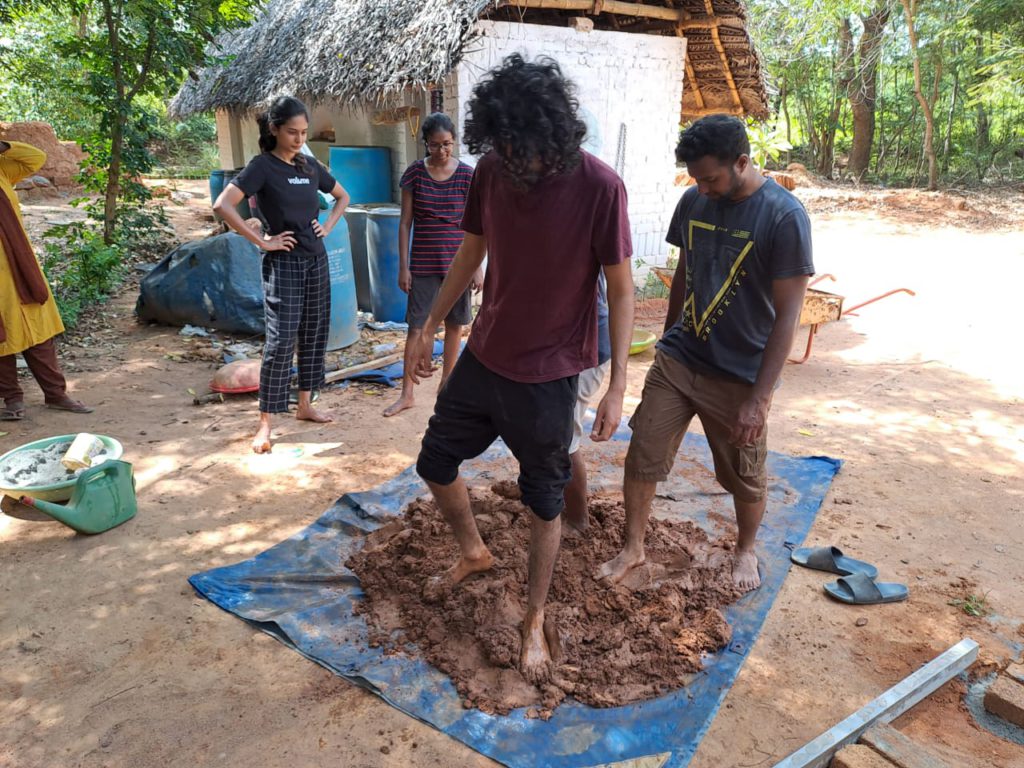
[0,121,85,188]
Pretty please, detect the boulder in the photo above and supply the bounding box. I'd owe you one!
[0,121,85,188]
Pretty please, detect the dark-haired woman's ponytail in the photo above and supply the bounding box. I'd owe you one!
[257,113,276,153]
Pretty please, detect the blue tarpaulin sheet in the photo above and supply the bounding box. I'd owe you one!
[190,424,840,767]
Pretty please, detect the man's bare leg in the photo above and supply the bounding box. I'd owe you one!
[521,513,561,684]
[597,475,658,582]
[563,451,589,531]
[440,321,463,388]
[424,477,494,594]
[383,329,418,417]
[732,497,765,592]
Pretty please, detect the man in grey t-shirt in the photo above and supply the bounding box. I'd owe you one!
[599,115,813,592]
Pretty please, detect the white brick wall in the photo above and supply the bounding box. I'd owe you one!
[448,21,686,273]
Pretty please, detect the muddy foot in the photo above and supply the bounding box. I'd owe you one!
[520,613,553,685]
[251,424,272,454]
[423,551,495,602]
[596,549,645,584]
[732,550,761,593]
[295,405,333,423]
[382,396,414,418]
[563,510,590,533]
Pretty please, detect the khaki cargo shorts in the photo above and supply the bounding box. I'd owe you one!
[625,351,768,503]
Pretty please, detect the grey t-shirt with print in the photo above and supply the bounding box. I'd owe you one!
[658,178,814,384]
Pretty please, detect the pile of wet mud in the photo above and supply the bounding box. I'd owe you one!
[348,482,743,719]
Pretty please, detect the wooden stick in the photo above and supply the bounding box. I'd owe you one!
[323,352,404,384]
[497,0,743,30]
[499,0,686,22]
[702,0,743,110]
[772,638,979,768]
[678,27,705,111]
[683,106,746,118]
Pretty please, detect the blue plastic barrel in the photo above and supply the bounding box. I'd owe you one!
[366,205,407,323]
[344,205,373,312]
[319,211,360,349]
[222,169,252,219]
[329,146,392,205]
[209,169,226,205]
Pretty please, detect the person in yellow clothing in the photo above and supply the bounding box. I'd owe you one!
[0,138,91,420]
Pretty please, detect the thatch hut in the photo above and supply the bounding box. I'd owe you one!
[172,0,767,270]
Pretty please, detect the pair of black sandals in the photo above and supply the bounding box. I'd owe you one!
[791,546,909,604]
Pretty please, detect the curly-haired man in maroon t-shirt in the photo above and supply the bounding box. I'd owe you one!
[408,55,635,684]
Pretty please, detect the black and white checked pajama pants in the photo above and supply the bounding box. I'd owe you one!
[259,249,330,413]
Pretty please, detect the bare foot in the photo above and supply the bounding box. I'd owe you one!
[596,548,645,584]
[295,405,333,423]
[382,395,414,417]
[251,423,272,454]
[732,550,761,593]
[520,611,553,685]
[423,551,495,602]
[563,509,590,533]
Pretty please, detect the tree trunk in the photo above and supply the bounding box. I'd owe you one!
[848,1,891,182]
[780,74,792,164]
[817,19,855,177]
[103,121,123,244]
[901,0,938,190]
[940,64,959,174]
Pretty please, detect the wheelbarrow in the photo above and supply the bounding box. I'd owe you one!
[650,268,915,364]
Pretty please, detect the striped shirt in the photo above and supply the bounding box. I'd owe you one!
[400,158,474,276]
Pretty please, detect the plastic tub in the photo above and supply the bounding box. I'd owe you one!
[0,434,125,503]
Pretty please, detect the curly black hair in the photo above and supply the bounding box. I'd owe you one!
[463,54,587,186]
[675,115,750,165]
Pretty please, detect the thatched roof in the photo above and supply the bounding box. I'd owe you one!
[170,0,768,121]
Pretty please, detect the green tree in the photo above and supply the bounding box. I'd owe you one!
[4,0,251,242]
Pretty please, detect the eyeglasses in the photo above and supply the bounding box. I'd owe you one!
[426,141,454,151]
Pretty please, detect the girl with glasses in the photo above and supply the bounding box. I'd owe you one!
[384,113,481,417]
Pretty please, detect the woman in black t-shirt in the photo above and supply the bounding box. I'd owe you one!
[213,96,350,454]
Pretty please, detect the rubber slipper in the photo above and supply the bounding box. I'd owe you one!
[824,572,908,605]
[45,399,93,414]
[791,545,878,579]
[1,403,25,421]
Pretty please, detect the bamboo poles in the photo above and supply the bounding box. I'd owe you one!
[701,0,743,112]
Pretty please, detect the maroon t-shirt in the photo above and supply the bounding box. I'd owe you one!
[462,150,632,383]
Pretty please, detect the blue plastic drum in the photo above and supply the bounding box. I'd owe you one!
[366,205,407,324]
[319,211,359,349]
[344,205,373,312]
[328,146,392,205]
[208,169,226,205]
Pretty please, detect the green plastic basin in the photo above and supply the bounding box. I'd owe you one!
[630,329,658,356]
[0,434,124,503]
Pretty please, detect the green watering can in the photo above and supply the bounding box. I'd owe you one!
[20,460,137,534]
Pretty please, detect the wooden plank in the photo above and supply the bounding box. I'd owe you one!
[859,723,951,768]
[323,352,404,384]
[771,639,979,768]
[832,745,899,768]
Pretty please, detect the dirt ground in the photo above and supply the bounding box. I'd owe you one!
[2,180,1023,767]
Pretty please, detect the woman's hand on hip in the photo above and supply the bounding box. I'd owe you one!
[263,231,297,252]
[311,219,331,238]
[398,267,412,293]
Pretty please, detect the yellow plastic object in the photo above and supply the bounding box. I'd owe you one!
[630,329,658,356]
